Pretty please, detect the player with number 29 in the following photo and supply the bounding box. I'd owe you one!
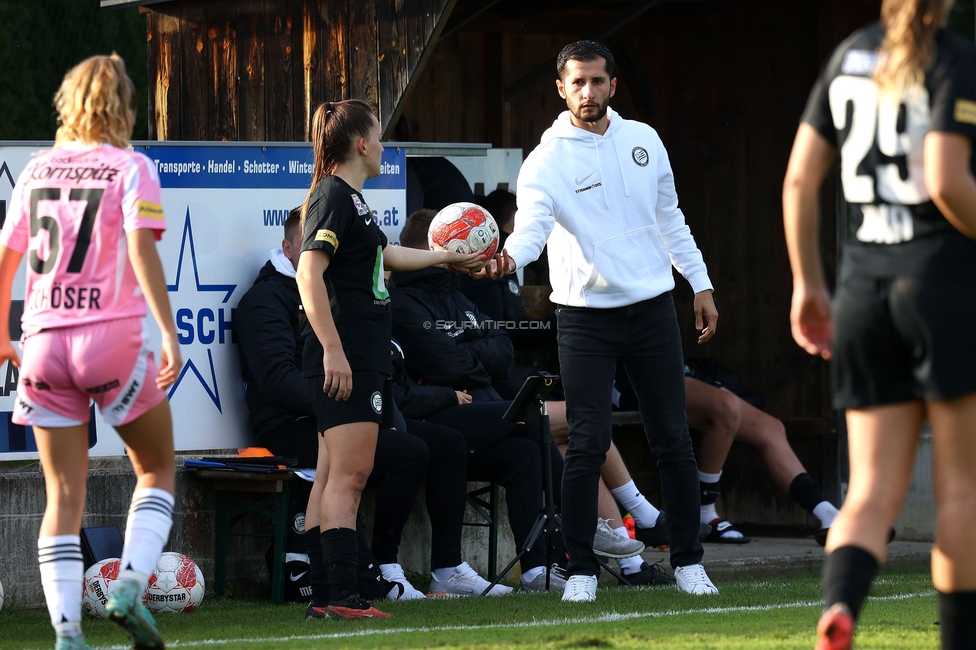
[783,1,976,648]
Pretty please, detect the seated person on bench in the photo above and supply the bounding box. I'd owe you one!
[458,190,557,399]
[617,364,840,544]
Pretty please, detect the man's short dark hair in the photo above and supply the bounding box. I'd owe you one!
[556,40,615,80]
[400,208,438,250]
[285,207,302,241]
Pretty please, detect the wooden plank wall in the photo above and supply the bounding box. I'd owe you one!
[146,0,453,141]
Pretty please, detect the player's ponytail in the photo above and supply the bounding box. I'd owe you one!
[54,53,136,149]
[875,0,955,98]
[300,99,376,226]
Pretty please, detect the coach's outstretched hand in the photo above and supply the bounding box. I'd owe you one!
[694,290,719,344]
[471,250,515,280]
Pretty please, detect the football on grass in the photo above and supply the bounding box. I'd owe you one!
[144,552,205,613]
[428,202,500,272]
[82,559,121,619]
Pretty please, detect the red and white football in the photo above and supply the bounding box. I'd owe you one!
[427,202,500,272]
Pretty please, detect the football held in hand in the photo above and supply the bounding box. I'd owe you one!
[427,202,500,272]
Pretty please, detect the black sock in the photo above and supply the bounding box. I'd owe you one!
[789,473,827,515]
[320,527,359,604]
[938,590,976,650]
[304,526,328,604]
[822,545,879,620]
[700,480,720,506]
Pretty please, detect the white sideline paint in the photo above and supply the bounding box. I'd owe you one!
[88,590,933,649]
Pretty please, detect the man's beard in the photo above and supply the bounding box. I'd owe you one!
[571,100,608,123]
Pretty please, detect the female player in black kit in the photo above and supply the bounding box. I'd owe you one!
[784,1,976,648]
[295,99,482,620]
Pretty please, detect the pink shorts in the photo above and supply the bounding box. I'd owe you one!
[14,317,166,428]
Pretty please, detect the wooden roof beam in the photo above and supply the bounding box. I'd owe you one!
[99,0,171,8]
[438,0,505,43]
[382,0,461,139]
[503,0,663,105]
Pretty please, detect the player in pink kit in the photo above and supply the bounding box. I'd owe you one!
[0,55,180,650]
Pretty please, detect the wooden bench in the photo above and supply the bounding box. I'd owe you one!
[194,467,502,600]
[194,469,293,604]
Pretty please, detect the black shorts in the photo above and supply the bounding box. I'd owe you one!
[306,370,394,433]
[831,277,976,410]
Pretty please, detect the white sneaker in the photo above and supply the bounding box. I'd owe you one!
[561,574,598,602]
[380,563,427,600]
[674,564,719,595]
[428,561,513,597]
[592,518,645,558]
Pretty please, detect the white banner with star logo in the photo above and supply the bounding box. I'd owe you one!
[0,142,406,457]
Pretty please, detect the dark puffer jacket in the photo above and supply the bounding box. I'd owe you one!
[234,260,312,437]
[390,266,513,397]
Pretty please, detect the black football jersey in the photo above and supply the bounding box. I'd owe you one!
[301,175,392,376]
[802,22,976,281]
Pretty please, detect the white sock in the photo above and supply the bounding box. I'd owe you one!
[520,566,544,582]
[617,555,644,575]
[813,501,839,529]
[431,565,458,583]
[380,563,405,581]
[609,480,661,528]
[701,503,719,524]
[120,487,174,585]
[38,535,84,630]
[613,525,644,574]
[698,470,722,484]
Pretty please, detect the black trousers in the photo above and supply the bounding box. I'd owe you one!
[557,294,703,576]
[426,400,564,572]
[402,418,468,570]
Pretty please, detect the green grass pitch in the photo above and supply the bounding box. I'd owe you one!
[0,568,939,649]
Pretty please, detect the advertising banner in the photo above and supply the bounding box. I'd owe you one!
[0,142,406,457]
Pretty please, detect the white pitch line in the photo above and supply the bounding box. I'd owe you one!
[87,590,934,649]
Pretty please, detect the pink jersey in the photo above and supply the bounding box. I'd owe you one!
[0,143,166,336]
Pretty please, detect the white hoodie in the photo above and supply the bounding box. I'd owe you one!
[505,107,713,308]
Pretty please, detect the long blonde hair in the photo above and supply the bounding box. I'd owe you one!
[300,99,377,224]
[54,53,137,149]
[875,0,955,97]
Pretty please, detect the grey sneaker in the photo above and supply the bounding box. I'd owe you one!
[592,518,645,558]
[105,578,164,649]
[519,564,568,592]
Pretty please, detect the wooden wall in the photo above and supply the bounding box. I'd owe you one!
[146,0,454,141]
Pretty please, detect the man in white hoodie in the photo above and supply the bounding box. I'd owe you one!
[480,40,720,602]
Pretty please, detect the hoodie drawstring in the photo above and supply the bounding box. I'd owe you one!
[593,137,610,209]
[611,130,630,198]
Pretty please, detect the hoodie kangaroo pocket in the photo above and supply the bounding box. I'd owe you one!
[586,226,672,298]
